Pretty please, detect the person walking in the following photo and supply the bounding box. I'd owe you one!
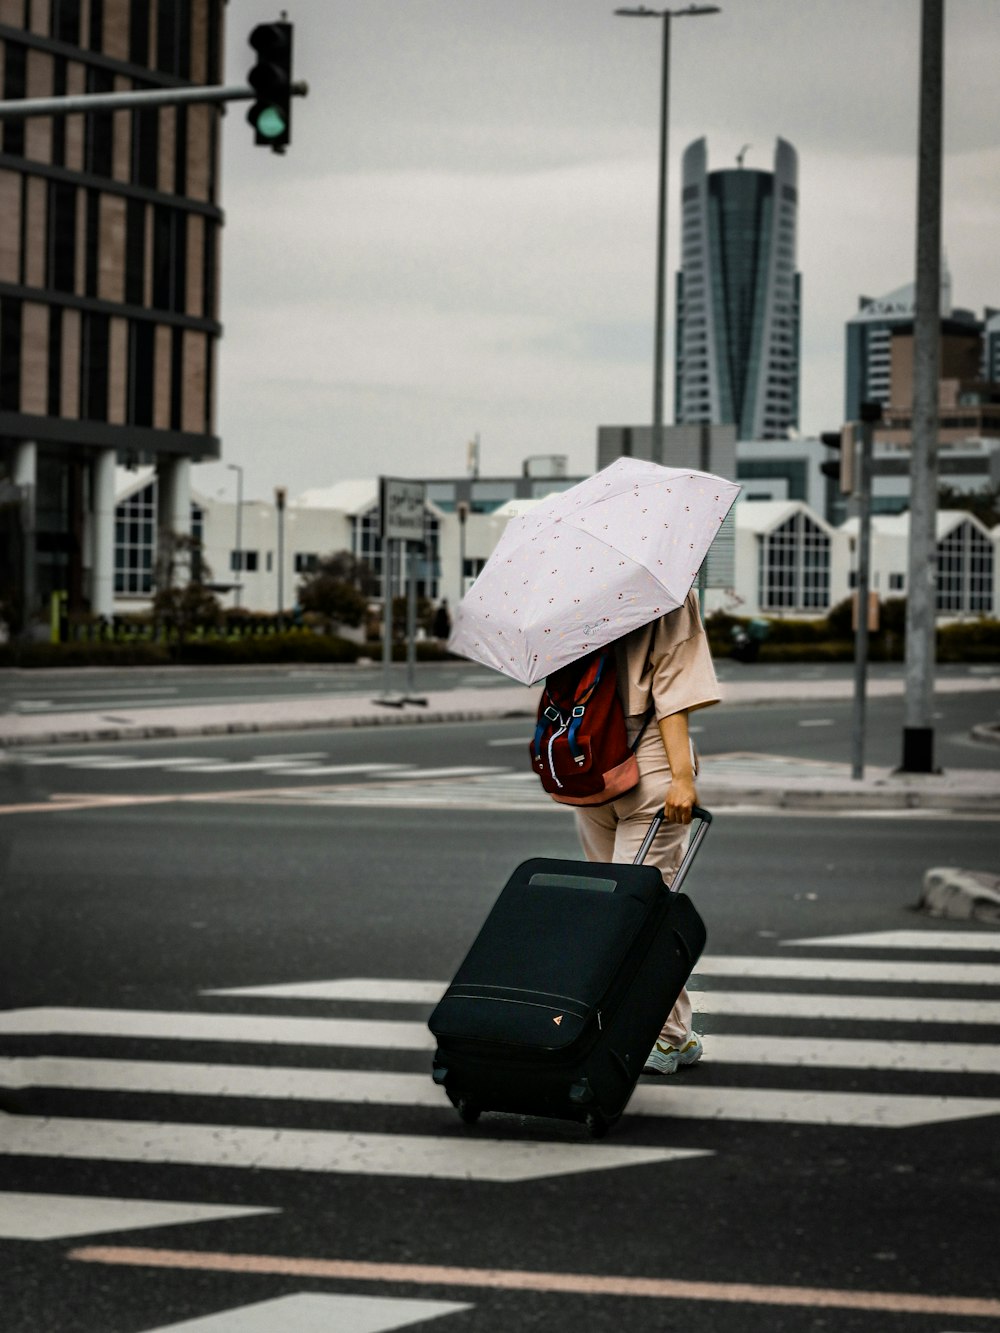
[574,587,719,1074]
[432,599,452,642]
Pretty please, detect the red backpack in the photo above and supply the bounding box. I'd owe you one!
[530,648,651,806]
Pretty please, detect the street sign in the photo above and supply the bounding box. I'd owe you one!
[379,478,426,545]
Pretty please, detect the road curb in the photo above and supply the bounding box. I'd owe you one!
[0,703,539,750]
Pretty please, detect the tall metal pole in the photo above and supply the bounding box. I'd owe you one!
[615,6,720,463]
[852,420,874,780]
[274,487,286,620]
[652,11,671,463]
[227,464,243,609]
[902,0,944,773]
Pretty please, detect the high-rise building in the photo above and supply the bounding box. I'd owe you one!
[986,310,1000,384]
[0,1,225,634]
[842,265,979,421]
[674,136,800,441]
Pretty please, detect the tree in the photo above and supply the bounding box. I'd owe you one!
[297,550,375,629]
[937,483,1000,529]
[152,531,221,641]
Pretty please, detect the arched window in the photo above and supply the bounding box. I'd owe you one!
[936,520,993,615]
[114,482,156,595]
[758,510,830,612]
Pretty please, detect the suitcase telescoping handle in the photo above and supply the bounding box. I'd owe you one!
[633,804,712,896]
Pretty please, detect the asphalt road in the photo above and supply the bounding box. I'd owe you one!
[2,710,999,1332]
[1,657,996,717]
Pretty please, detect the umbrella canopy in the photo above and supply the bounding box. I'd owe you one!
[448,457,740,684]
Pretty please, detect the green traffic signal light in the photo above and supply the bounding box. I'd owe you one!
[247,20,293,152]
[255,105,287,140]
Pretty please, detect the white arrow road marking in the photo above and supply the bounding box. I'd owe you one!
[0,1191,275,1241]
[6,1059,999,1127]
[142,1292,471,1333]
[0,1118,709,1182]
[786,930,1000,952]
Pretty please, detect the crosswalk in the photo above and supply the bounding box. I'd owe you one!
[3,932,999,1328]
[1,748,862,817]
[3,933,999,1194]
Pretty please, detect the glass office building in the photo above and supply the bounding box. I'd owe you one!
[0,0,224,633]
[675,137,800,442]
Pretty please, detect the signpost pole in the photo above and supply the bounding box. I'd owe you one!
[374,477,426,708]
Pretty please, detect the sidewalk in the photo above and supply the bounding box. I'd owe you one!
[2,670,998,813]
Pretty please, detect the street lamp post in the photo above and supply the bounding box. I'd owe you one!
[456,500,469,600]
[227,463,244,608]
[615,5,720,459]
[274,486,286,621]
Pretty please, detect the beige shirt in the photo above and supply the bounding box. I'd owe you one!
[613,589,721,722]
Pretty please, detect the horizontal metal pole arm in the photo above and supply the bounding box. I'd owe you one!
[0,81,308,121]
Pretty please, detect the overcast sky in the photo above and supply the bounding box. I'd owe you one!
[200,0,1000,504]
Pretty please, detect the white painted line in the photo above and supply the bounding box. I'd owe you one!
[693,990,1000,1024]
[0,1117,709,1182]
[34,688,179,699]
[52,758,220,770]
[207,977,1000,1025]
[797,719,835,728]
[0,1191,275,1241]
[394,766,506,779]
[0,1009,436,1050]
[250,753,328,761]
[786,931,1000,953]
[696,955,1000,986]
[629,1085,1000,1128]
[168,760,329,774]
[264,763,412,777]
[697,1034,1000,1075]
[142,1292,472,1333]
[206,978,445,1002]
[487,738,529,747]
[8,1052,999,1113]
[15,754,122,766]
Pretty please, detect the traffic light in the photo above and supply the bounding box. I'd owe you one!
[820,424,858,494]
[247,20,293,152]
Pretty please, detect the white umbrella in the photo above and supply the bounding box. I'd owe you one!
[448,457,740,684]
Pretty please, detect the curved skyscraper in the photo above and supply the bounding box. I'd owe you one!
[675,137,800,440]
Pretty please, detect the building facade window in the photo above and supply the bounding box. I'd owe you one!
[758,511,830,613]
[115,481,156,595]
[936,521,993,614]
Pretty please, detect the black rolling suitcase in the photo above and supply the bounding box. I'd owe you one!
[429,804,712,1137]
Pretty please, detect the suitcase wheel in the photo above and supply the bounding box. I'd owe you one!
[585,1110,610,1139]
[456,1097,482,1125]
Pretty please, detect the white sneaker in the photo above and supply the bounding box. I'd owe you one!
[643,1031,704,1075]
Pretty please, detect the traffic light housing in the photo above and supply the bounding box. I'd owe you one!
[247,21,293,152]
[820,424,858,494]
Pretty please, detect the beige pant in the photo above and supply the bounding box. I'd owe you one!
[574,724,694,1046]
